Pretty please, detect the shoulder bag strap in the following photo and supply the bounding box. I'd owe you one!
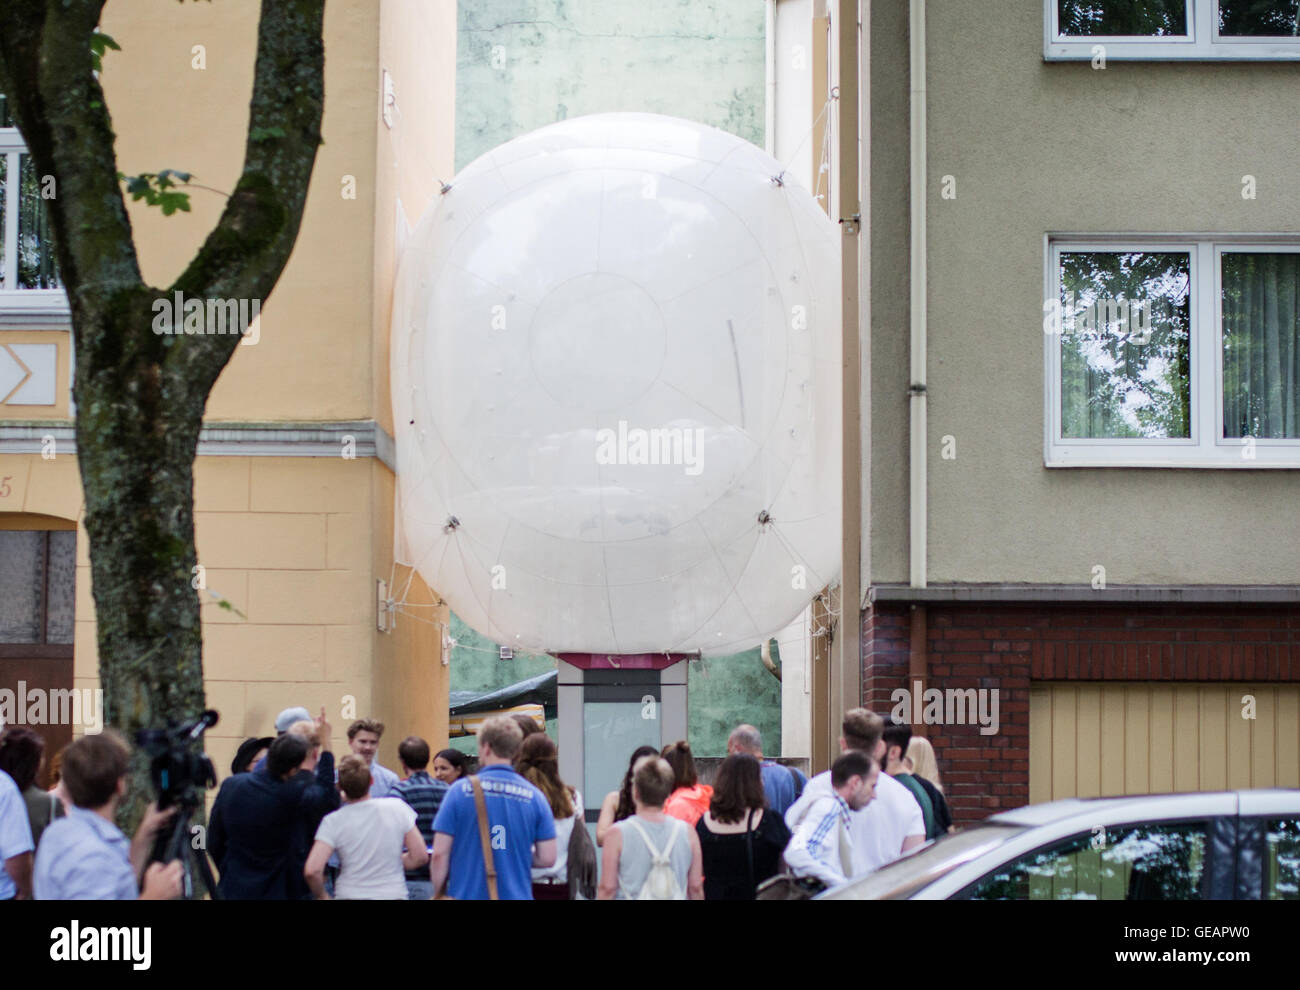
[469,775,499,901]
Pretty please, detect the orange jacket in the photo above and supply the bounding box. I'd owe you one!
[663,784,713,826]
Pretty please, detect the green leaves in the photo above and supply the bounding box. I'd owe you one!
[213,595,247,619]
[117,170,194,216]
[90,32,121,74]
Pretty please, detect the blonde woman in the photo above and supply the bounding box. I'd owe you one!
[906,736,954,835]
[905,736,943,792]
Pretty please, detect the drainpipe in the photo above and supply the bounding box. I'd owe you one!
[834,0,862,731]
[765,0,777,157]
[909,0,927,589]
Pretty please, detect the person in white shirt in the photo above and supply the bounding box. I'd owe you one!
[785,709,925,876]
[783,751,879,889]
[305,754,427,900]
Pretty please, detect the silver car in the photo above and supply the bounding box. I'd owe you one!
[818,789,1300,900]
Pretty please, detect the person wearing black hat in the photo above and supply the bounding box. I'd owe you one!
[231,737,275,777]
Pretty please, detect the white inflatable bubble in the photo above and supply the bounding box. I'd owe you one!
[391,113,840,656]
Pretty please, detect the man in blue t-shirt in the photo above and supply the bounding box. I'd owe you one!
[430,716,556,900]
[727,723,806,817]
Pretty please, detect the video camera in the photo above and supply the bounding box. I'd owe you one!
[135,710,219,810]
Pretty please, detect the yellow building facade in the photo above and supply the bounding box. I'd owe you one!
[0,0,456,778]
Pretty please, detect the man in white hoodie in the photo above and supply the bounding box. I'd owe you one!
[784,709,925,877]
[783,751,879,889]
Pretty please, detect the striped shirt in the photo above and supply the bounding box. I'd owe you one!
[783,793,853,888]
[392,771,448,880]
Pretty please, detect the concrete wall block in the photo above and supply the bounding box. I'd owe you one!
[203,623,327,682]
[197,511,328,570]
[246,569,367,625]
[250,458,371,515]
[195,458,252,513]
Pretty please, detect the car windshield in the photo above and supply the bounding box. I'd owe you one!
[818,824,1027,900]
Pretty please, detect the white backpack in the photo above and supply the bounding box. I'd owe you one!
[625,817,686,900]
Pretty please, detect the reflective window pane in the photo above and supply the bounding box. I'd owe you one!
[45,530,76,644]
[1058,0,1188,35]
[1222,253,1300,438]
[1219,0,1300,35]
[583,701,660,815]
[18,154,60,289]
[1265,818,1300,900]
[1060,251,1192,439]
[967,821,1207,900]
[0,531,44,643]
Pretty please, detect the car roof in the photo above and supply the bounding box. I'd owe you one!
[989,789,1300,827]
[821,788,1300,901]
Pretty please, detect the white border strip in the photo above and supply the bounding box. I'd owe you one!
[0,420,399,471]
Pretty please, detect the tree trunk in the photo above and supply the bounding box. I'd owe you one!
[75,293,209,827]
[0,1,326,888]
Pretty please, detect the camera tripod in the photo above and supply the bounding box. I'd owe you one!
[147,790,221,900]
[137,709,223,900]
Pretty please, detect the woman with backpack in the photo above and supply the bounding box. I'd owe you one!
[597,756,703,900]
[695,754,791,900]
[515,733,594,899]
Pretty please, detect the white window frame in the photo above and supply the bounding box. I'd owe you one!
[0,126,69,318]
[1044,234,1300,468]
[1045,0,1300,61]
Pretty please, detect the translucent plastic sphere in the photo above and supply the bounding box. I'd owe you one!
[391,113,840,656]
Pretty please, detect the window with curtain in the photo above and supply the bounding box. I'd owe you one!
[1047,240,1300,466]
[1222,253,1300,439]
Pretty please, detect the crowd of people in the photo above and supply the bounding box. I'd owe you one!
[0,704,949,900]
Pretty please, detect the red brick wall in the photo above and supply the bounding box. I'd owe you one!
[860,602,1300,826]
